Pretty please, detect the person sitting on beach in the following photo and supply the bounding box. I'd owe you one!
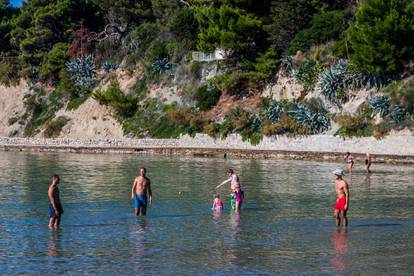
[216,169,244,211]
[48,174,63,228]
[131,167,153,216]
[333,169,350,227]
[344,152,354,174]
[212,194,223,210]
[364,153,372,173]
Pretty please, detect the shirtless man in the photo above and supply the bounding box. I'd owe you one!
[216,169,244,211]
[48,175,63,228]
[333,169,350,227]
[131,167,152,216]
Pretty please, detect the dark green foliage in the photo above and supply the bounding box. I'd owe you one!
[23,88,64,137]
[292,58,324,92]
[347,0,414,75]
[195,3,263,57]
[44,116,70,138]
[382,78,414,113]
[93,80,138,117]
[287,10,349,55]
[266,0,317,53]
[195,84,221,111]
[39,43,69,81]
[335,109,374,138]
[8,116,19,126]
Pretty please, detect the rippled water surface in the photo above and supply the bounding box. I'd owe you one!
[0,151,413,275]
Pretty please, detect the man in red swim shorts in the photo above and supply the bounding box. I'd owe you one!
[333,169,350,227]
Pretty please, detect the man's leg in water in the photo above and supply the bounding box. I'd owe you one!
[141,205,147,216]
[54,216,61,228]
[49,217,55,228]
[334,209,341,227]
[134,207,141,216]
[341,210,348,227]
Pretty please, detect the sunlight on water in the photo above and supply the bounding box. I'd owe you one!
[0,152,413,274]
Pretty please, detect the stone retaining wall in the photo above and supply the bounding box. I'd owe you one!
[1,134,414,164]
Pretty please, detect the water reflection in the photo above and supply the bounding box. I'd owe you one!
[331,229,349,274]
[48,229,63,259]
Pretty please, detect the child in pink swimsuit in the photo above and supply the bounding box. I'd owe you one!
[212,194,223,210]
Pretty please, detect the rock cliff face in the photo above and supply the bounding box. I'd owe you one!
[0,68,411,139]
[0,81,28,137]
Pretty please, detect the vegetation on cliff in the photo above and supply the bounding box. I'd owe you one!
[0,0,413,139]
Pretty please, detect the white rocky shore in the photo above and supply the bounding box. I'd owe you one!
[1,133,414,156]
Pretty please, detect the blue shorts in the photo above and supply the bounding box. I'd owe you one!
[49,203,63,218]
[134,195,147,209]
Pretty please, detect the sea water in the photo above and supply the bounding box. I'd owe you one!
[0,151,413,275]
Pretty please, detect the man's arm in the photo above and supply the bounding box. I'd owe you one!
[48,187,58,214]
[147,179,152,204]
[344,181,350,210]
[131,178,137,199]
[215,178,231,189]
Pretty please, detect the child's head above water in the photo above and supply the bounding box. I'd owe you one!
[213,194,220,199]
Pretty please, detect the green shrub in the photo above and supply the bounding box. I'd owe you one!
[195,84,221,111]
[44,116,70,138]
[93,80,138,117]
[130,79,148,100]
[8,116,19,126]
[347,0,414,75]
[335,111,373,138]
[66,94,89,111]
[287,10,349,55]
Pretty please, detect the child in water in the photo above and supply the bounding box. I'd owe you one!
[212,194,223,210]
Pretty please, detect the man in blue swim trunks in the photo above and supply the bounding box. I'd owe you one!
[131,167,153,216]
[48,174,63,228]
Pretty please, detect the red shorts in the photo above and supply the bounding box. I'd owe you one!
[335,197,347,211]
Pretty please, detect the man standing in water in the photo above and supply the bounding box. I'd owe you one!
[131,167,152,216]
[216,169,244,211]
[48,175,63,228]
[333,169,350,227]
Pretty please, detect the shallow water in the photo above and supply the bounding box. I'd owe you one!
[0,151,413,275]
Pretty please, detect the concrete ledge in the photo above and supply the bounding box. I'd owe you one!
[1,144,413,164]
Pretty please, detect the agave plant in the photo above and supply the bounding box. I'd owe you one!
[368,95,390,117]
[66,54,96,87]
[318,60,349,103]
[266,101,285,122]
[251,116,263,130]
[288,104,329,134]
[347,71,390,90]
[389,106,408,123]
[102,61,118,73]
[152,57,172,73]
[280,55,295,74]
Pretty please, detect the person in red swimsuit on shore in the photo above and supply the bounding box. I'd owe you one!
[333,169,350,227]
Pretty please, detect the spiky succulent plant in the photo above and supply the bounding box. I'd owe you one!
[368,95,390,117]
[389,106,408,123]
[266,101,285,122]
[289,104,329,134]
[66,54,96,87]
[152,57,172,73]
[102,61,118,73]
[318,60,348,103]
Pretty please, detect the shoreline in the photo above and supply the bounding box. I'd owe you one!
[1,135,414,164]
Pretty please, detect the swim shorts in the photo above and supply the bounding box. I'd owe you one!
[335,197,347,212]
[134,194,148,209]
[49,203,63,218]
[230,193,236,207]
